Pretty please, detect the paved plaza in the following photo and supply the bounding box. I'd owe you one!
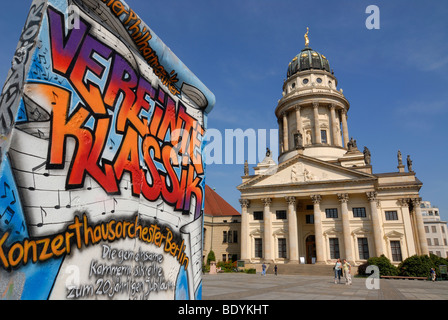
[202,273,448,300]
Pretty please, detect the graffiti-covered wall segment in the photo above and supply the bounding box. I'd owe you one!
[0,0,214,300]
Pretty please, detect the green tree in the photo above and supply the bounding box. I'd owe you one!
[206,250,215,265]
[429,254,448,277]
[367,255,398,276]
[398,255,434,278]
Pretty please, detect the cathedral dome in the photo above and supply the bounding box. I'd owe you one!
[287,46,331,78]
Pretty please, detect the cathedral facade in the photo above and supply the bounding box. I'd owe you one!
[237,33,428,266]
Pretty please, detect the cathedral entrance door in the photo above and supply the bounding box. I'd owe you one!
[306,235,316,264]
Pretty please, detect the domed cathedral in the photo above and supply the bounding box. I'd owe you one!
[237,29,428,268]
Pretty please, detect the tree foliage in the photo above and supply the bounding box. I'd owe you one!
[206,250,215,265]
[367,255,399,276]
[399,254,448,278]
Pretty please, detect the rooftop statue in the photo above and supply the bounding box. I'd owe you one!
[304,27,310,47]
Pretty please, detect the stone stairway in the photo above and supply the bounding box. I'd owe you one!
[266,263,336,276]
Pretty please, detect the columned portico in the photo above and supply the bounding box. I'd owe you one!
[311,194,325,263]
[285,196,299,262]
[412,197,429,256]
[313,102,321,144]
[261,198,273,261]
[329,104,340,147]
[338,193,354,262]
[239,199,250,261]
[366,192,384,257]
[295,106,303,137]
[282,112,289,152]
[340,109,349,148]
[399,198,416,257]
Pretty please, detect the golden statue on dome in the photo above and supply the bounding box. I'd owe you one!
[304,27,310,46]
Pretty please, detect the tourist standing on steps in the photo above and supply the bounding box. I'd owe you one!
[334,258,342,284]
[343,259,352,285]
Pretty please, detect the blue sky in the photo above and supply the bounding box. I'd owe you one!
[0,1,447,220]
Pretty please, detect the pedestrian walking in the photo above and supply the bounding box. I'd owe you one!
[261,263,266,276]
[334,258,342,284]
[430,268,436,282]
[274,264,278,276]
[343,259,352,285]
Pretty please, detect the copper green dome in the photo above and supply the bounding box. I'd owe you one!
[287,46,331,78]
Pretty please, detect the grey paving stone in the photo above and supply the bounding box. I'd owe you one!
[202,273,448,300]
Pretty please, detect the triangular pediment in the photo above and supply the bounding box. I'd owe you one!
[238,154,376,189]
[323,227,341,235]
[384,230,404,239]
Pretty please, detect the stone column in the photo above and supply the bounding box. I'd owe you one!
[366,192,384,257]
[329,104,339,147]
[311,194,325,263]
[282,112,289,152]
[313,102,321,144]
[399,198,416,257]
[341,109,349,149]
[261,198,273,261]
[295,105,303,135]
[239,199,250,261]
[286,196,299,262]
[412,197,429,256]
[338,193,353,262]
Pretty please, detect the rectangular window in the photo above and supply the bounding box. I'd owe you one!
[278,239,287,258]
[228,231,233,243]
[444,238,447,246]
[255,238,263,258]
[223,231,227,243]
[325,208,338,218]
[385,211,398,221]
[233,231,238,243]
[442,226,445,233]
[306,214,314,224]
[306,205,314,211]
[427,238,432,246]
[329,238,340,259]
[276,210,287,220]
[253,211,263,220]
[425,226,430,233]
[357,238,370,260]
[434,238,439,246]
[353,207,367,218]
[321,130,328,144]
[432,226,437,233]
[222,254,227,262]
[390,241,402,262]
[436,251,441,257]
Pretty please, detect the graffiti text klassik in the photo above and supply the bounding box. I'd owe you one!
[47,7,204,218]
